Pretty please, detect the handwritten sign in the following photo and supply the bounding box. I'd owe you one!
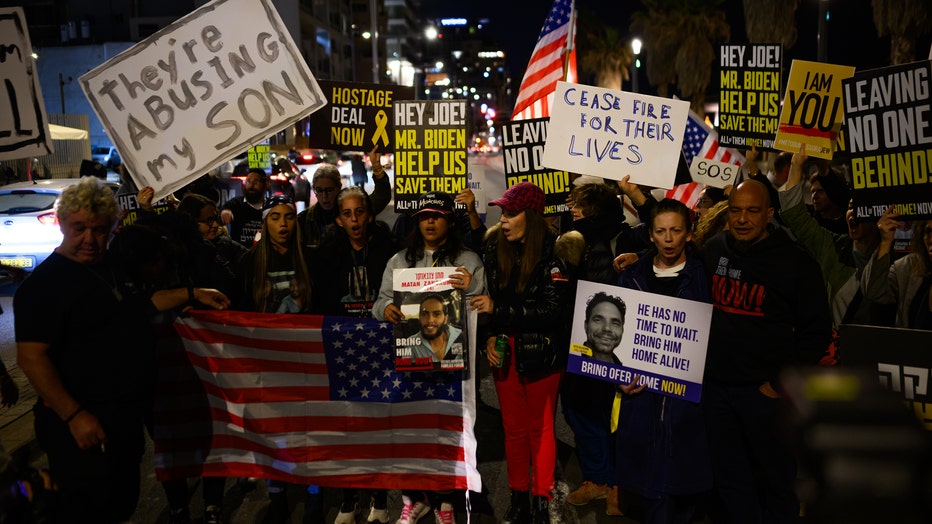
[0,8,52,160]
[774,59,855,159]
[79,0,326,201]
[393,100,469,211]
[718,44,782,150]
[501,117,571,215]
[566,280,712,403]
[542,81,689,189]
[843,60,932,221]
[392,267,466,372]
[307,80,413,153]
[689,157,740,189]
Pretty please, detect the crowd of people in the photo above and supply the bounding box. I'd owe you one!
[6,141,931,524]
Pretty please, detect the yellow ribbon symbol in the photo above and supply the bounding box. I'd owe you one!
[371,110,389,147]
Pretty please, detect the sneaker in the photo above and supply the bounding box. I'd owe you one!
[336,503,359,524]
[565,481,611,506]
[605,486,623,516]
[396,495,432,524]
[205,505,224,524]
[433,508,455,524]
[368,506,391,524]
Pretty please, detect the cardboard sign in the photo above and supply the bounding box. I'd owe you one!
[307,80,414,153]
[247,141,271,170]
[79,0,326,201]
[392,100,469,212]
[718,44,782,150]
[843,60,932,221]
[689,157,740,189]
[0,8,52,160]
[774,60,855,159]
[542,81,689,189]
[566,280,713,403]
[501,118,572,215]
[393,267,467,372]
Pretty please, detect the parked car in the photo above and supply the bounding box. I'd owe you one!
[0,178,118,271]
[91,145,122,169]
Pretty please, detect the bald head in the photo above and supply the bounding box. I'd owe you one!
[727,179,774,245]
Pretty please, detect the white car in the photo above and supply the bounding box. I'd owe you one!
[0,178,118,270]
[91,145,122,169]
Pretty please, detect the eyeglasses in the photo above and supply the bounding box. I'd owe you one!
[695,198,713,208]
[313,186,336,195]
[198,215,221,225]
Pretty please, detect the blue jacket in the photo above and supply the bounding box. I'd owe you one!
[615,249,713,498]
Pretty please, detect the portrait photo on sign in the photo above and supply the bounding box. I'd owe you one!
[392,267,467,372]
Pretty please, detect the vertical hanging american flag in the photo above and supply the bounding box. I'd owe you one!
[153,310,481,491]
[668,110,746,208]
[512,0,577,121]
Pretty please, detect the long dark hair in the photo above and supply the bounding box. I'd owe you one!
[493,208,550,294]
[404,213,466,267]
[248,209,313,312]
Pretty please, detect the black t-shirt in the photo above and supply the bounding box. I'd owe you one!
[237,246,313,313]
[13,252,157,408]
[221,197,263,247]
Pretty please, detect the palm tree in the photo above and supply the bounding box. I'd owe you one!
[631,0,730,115]
[741,0,798,49]
[577,9,632,91]
[871,0,931,65]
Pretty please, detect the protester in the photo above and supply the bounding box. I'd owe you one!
[700,179,831,522]
[616,198,713,523]
[390,188,488,253]
[351,153,368,188]
[693,186,726,221]
[299,147,391,248]
[862,212,932,330]
[691,201,729,251]
[233,194,320,522]
[310,186,398,524]
[220,167,268,247]
[469,182,573,524]
[373,190,486,524]
[808,169,850,236]
[176,193,247,298]
[13,177,229,523]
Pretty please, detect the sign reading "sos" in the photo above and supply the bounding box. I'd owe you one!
[689,158,739,189]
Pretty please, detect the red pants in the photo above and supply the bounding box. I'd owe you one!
[492,348,562,498]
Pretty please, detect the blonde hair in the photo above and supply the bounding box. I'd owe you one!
[692,200,729,249]
[56,176,118,225]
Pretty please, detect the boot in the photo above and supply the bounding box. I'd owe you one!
[532,496,549,524]
[501,490,530,524]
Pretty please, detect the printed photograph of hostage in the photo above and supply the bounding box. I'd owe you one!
[395,292,466,371]
[579,292,627,364]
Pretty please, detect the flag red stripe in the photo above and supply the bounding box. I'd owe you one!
[174,323,322,354]
[198,380,330,402]
[187,310,328,329]
[183,352,329,375]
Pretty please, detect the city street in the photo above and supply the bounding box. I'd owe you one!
[0,156,644,523]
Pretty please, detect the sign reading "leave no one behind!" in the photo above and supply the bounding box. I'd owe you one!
[542,81,689,189]
[80,0,326,201]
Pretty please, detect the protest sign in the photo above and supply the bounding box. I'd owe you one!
[393,100,469,211]
[393,267,467,372]
[718,44,782,150]
[689,157,740,189]
[501,118,571,215]
[247,141,271,171]
[774,59,855,159]
[840,324,932,430]
[0,8,52,161]
[843,60,932,221]
[116,191,174,228]
[566,280,712,403]
[307,80,414,153]
[542,81,689,189]
[79,0,326,201]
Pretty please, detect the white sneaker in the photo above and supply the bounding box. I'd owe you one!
[396,495,431,524]
[335,503,358,524]
[368,506,390,524]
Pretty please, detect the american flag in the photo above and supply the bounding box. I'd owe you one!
[668,110,746,208]
[153,310,481,491]
[512,0,577,121]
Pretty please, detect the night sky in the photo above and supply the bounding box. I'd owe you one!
[420,0,930,98]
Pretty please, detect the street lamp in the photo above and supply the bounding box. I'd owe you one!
[631,38,642,93]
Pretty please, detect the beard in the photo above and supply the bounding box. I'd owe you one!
[422,325,447,341]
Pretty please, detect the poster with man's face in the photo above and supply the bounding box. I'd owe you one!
[392,267,466,372]
[568,280,713,403]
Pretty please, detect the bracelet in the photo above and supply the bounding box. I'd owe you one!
[187,286,196,303]
[64,406,84,424]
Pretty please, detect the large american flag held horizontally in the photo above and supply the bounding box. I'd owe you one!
[153,310,481,491]
[512,0,577,120]
[667,109,746,208]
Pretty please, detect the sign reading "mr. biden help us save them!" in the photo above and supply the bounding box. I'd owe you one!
[80,0,326,201]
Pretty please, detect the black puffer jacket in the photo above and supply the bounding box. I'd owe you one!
[481,225,573,375]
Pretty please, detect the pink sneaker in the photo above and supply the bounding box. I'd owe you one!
[433,507,455,524]
[396,495,431,524]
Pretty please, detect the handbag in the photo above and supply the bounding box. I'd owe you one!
[514,332,558,378]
